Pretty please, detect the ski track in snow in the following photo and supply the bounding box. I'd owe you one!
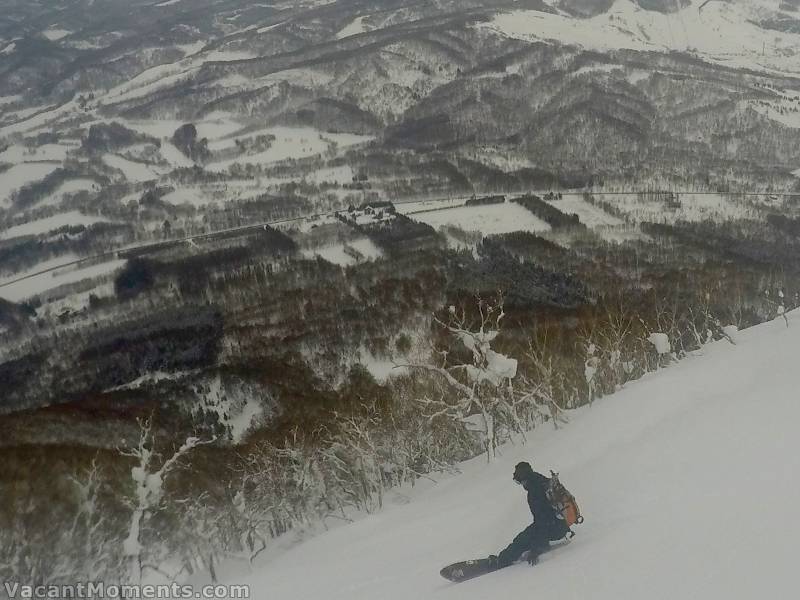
[225,311,800,600]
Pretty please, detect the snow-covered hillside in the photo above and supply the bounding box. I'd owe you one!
[485,0,800,76]
[243,311,800,599]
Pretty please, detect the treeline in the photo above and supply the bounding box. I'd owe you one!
[446,239,591,309]
[82,122,160,154]
[465,194,505,206]
[0,307,225,413]
[356,213,443,255]
[7,168,79,212]
[114,233,293,300]
[767,213,800,238]
[512,194,585,230]
[0,221,135,277]
[641,219,800,273]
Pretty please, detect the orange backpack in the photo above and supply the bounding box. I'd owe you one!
[546,471,584,534]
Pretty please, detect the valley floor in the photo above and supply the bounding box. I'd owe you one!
[241,310,800,599]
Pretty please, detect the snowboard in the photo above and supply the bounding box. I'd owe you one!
[440,539,571,583]
[440,558,493,583]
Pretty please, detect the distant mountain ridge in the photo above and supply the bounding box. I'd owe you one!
[1,0,799,193]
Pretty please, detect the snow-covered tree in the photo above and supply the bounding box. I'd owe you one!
[67,459,125,581]
[403,298,520,461]
[763,287,790,327]
[120,419,213,581]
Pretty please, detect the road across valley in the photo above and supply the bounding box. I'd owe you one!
[1,189,797,294]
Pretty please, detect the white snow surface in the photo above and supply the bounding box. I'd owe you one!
[0,210,108,240]
[546,196,624,227]
[36,178,100,207]
[596,192,756,224]
[241,311,800,599]
[159,142,196,168]
[0,143,71,163]
[0,163,61,205]
[42,28,72,41]
[337,16,367,39]
[0,259,126,302]
[301,237,383,267]
[647,332,671,355]
[410,202,551,236]
[208,127,373,169]
[103,154,163,182]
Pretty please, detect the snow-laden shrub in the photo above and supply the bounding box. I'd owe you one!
[403,298,530,460]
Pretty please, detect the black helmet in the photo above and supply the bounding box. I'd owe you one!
[513,461,534,484]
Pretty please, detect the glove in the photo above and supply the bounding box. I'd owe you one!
[527,541,546,566]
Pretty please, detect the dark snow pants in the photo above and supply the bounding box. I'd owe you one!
[496,521,568,568]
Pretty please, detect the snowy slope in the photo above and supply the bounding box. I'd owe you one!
[244,311,800,599]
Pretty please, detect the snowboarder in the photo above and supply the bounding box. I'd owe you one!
[488,461,570,570]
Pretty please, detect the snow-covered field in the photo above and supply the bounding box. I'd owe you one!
[747,98,800,129]
[119,115,244,145]
[42,28,72,41]
[106,66,201,104]
[119,119,190,140]
[0,254,79,282]
[0,258,126,302]
[208,127,373,169]
[160,187,215,207]
[159,142,196,168]
[301,237,383,267]
[0,163,61,205]
[674,193,757,221]
[0,143,72,163]
[160,178,283,207]
[304,165,354,185]
[36,179,100,207]
[103,154,163,182]
[545,196,624,227]
[337,16,367,39]
[410,202,551,236]
[597,192,756,223]
[0,99,78,136]
[0,210,108,241]
[395,197,471,215]
[239,311,800,599]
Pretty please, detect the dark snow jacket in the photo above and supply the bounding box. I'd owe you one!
[523,472,561,533]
